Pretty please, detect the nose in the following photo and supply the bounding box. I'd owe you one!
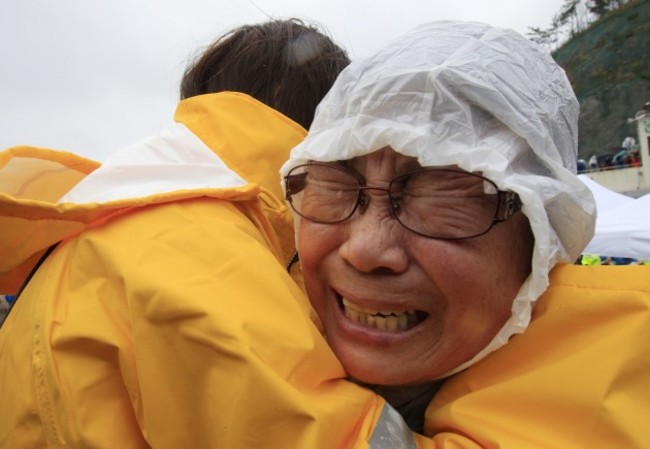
[338,190,409,274]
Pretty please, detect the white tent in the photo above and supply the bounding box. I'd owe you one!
[582,188,650,260]
[578,174,634,213]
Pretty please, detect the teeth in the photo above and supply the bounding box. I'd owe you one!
[399,314,408,330]
[341,297,419,332]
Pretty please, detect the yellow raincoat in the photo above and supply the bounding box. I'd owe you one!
[426,264,650,447]
[0,92,408,449]
[1,92,649,448]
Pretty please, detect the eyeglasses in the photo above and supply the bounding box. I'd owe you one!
[284,163,522,240]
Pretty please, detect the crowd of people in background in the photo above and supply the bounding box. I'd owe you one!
[577,137,642,173]
[579,254,650,265]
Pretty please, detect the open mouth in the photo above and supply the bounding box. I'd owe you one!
[338,296,427,332]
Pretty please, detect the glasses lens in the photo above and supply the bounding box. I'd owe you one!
[390,169,499,239]
[286,164,360,223]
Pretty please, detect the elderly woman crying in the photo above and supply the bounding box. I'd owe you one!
[282,20,650,447]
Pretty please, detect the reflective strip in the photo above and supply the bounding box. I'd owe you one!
[369,403,417,449]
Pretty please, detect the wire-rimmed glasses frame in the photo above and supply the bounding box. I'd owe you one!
[284,162,522,240]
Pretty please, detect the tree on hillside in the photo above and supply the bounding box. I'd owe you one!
[526,26,558,50]
[589,0,630,16]
[527,0,630,49]
[587,0,611,16]
[555,0,588,36]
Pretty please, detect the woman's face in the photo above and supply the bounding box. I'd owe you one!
[296,147,533,385]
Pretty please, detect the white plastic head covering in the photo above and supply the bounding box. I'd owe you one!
[281,20,596,375]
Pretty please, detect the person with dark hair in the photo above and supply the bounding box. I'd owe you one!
[0,18,402,449]
[179,19,347,129]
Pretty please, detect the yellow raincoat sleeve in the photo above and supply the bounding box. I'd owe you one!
[5,197,386,448]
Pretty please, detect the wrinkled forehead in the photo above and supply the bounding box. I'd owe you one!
[333,147,422,173]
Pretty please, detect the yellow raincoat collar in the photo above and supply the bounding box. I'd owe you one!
[0,92,306,293]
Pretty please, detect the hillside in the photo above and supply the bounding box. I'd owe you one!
[552,0,650,160]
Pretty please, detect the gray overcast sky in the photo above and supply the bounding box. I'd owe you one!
[1,0,565,161]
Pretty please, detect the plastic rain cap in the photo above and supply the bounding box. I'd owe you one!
[281,20,596,376]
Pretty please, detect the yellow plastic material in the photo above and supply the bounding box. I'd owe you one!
[423,264,650,448]
[0,93,390,448]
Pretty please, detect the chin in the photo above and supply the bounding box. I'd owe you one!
[336,351,418,386]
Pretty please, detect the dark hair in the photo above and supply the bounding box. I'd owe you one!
[180,18,350,129]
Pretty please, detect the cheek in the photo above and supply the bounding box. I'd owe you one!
[476,223,533,318]
[415,233,525,329]
[488,217,533,302]
[297,221,341,303]
[297,220,337,269]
